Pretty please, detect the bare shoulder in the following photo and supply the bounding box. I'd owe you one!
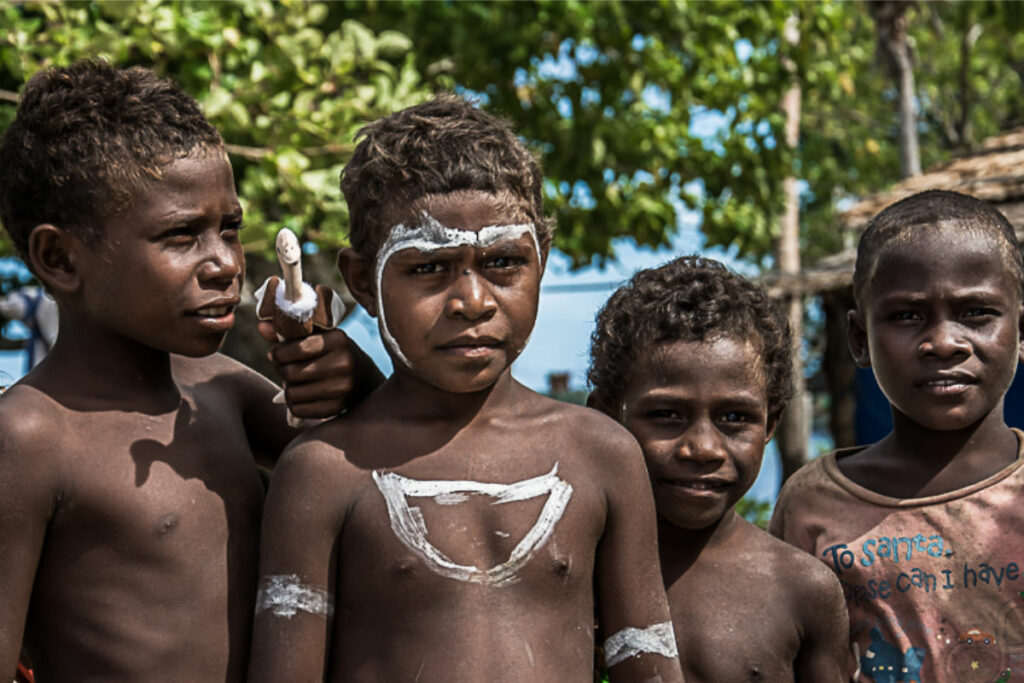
[267,414,372,505]
[519,393,649,503]
[171,352,277,398]
[0,383,71,455]
[747,522,838,591]
[740,521,846,629]
[0,384,68,499]
[524,392,641,455]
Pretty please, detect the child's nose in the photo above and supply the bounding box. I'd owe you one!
[917,320,971,358]
[199,238,242,285]
[445,270,497,321]
[674,421,727,463]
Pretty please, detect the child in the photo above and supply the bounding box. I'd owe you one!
[588,256,849,682]
[770,190,1024,682]
[0,61,375,682]
[248,96,683,682]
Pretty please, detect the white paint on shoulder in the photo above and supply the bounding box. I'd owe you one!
[255,574,333,619]
[373,463,572,586]
[603,621,679,668]
[374,214,540,367]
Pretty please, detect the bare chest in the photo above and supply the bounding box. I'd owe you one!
[43,402,264,557]
[338,453,603,608]
[668,563,801,683]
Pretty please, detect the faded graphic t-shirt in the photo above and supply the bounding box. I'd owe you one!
[770,430,1024,683]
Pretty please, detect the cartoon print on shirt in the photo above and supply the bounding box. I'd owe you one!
[859,627,926,683]
[943,625,1010,682]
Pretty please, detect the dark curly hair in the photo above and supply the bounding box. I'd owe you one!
[588,256,793,416]
[0,59,223,264]
[340,94,550,263]
[854,189,1024,306]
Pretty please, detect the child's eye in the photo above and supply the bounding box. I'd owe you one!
[485,255,526,269]
[158,227,196,246]
[411,262,446,275]
[221,220,244,239]
[647,409,681,422]
[888,310,920,322]
[720,411,751,424]
[964,307,999,319]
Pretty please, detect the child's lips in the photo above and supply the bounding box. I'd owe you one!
[186,299,238,330]
[439,336,503,357]
[660,477,733,497]
[918,372,977,396]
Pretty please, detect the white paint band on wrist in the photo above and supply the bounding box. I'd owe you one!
[603,621,679,667]
[255,574,333,619]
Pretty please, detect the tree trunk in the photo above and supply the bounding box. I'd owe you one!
[870,1,922,178]
[823,288,858,449]
[776,13,809,486]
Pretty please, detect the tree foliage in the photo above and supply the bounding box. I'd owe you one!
[0,0,431,259]
[1,0,1024,271]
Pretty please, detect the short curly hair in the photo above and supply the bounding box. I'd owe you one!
[340,94,550,263]
[854,189,1024,306]
[0,59,223,263]
[588,256,793,416]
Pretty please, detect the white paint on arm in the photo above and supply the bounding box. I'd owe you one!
[603,621,679,668]
[255,574,334,619]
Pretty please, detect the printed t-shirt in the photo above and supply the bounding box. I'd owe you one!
[769,429,1024,683]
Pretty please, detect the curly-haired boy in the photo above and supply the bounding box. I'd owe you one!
[0,60,373,682]
[248,96,684,683]
[589,256,849,682]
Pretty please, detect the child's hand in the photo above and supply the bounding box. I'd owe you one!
[259,324,384,419]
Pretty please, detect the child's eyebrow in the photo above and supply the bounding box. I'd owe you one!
[877,288,1007,306]
[155,205,244,225]
[482,240,533,256]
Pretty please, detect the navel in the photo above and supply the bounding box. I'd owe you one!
[155,513,179,535]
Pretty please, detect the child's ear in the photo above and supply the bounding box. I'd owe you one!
[28,224,80,296]
[765,406,783,444]
[1018,304,1024,364]
[337,247,377,317]
[847,309,872,368]
[539,244,551,275]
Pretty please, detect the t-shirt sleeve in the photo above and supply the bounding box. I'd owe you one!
[768,458,829,556]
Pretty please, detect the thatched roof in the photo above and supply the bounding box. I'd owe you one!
[764,126,1024,298]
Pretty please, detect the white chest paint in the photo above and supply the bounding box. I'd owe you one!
[372,463,572,586]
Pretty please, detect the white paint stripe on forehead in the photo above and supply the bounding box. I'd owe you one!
[603,621,679,667]
[373,463,572,586]
[374,213,540,368]
[255,574,333,619]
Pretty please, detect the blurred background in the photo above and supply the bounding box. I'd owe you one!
[3,0,1024,514]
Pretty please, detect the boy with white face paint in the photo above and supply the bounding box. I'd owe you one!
[249,96,683,683]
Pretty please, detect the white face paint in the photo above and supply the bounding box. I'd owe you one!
[603,622,679,668]
[255,574,333,619]
[373,463,572,586]
[374,213,541,368]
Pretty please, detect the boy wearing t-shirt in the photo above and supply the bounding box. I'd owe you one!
[771,190,1024,681]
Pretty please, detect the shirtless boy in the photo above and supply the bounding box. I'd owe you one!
[0,61,374,681]
[588,256,849,682]
[248,96,683,682]
[771,190,1024,681]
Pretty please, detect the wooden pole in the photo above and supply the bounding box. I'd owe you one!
[776,12,810,486]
